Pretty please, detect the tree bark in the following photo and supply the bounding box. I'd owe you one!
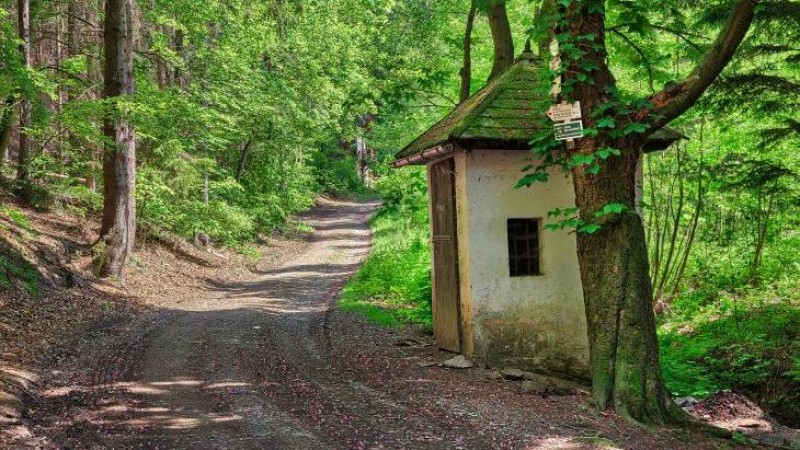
[236,139,252,182]
[556,0,757,424]
[459,0,477,103]
[0,99,14,165]
[16,0,32,199]
[486,0,514,81]
[99,0,137,281]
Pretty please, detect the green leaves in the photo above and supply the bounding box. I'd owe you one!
[569,154,596,167]
[596,147,621,159]
[515,171,550,188]
[624,121,649,135]
[596,117,616,128]
[595,202,629,217]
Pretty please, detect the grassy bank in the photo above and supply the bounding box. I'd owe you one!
[341,203,799,426]
[340,208,432,330]
[659,282,800,425]
[340,167,432,330]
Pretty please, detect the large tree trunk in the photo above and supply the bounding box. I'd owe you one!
[486,0,514,81]
[571,140,678,423]
[557,0,755,424]
[99,0,137,281]
[459,0,477,103]
[560,1,679,424]
[16,0,31,199]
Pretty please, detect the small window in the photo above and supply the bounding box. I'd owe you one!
[507,218,541,277]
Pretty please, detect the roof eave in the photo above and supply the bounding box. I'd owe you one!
[392,144,455,168]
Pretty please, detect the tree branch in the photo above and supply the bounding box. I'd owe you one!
[609,29,655,93]
[640,0,758,129]
[459,0,477,103]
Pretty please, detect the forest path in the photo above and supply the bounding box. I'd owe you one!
[27,200,504,449]
[19,200,755,450]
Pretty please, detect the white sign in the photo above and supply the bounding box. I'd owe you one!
[547,102,582,122]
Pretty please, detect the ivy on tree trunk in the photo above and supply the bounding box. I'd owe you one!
[549,0,758,424]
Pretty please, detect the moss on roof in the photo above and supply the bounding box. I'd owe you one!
[396,51,550,160]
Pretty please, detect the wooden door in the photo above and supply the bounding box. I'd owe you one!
[429,158,461,352]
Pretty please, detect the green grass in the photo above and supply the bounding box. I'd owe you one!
[659,282,800,424]
[0,204,33,232]
[340,207,433,331]
[0,253,40,296]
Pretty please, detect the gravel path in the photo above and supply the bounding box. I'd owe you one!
[25,200,745,450]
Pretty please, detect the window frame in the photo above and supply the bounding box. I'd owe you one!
[506,218,542,277]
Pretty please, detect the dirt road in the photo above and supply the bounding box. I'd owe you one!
[24,200,741,450]
[27,201,499,449]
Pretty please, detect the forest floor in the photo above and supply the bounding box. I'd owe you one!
[1,198,797,449]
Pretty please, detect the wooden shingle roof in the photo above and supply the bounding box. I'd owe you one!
[393,50,682,167]
[395,51,549,165]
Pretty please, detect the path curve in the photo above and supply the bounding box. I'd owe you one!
[29,200,499,449]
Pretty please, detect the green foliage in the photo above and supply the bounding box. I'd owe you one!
[373,167,429,227]
[311,144,366,197]
[340,164,433,329]
[659,283,800,422]
[0,204,32,232]
[0,252,39,296]
[340,204,432,330]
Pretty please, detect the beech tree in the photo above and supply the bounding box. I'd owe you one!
[521,0,760,423]
[15,0,29,199]
[486,0,515,81]
[459,0,477,103]
[98,0,136,280]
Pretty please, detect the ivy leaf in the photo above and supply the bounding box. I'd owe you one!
[569,154,595,167]
[515,172,549,188]
[597,147,621,159]
[578,223,602,234]
[624,122,649,135]
[596,117,616,128]
[595,202,629,217]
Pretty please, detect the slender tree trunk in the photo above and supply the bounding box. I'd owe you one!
[236,139,252,182]
[99,0,137,281]
[173,29,184,87]
[670,123,706,295]
[655,145,686,299]
[0,99,14,165]
[486,0,514,81]
[16,0,32,199]
[56,3,68,162]
[750,186,776,283]
[459,0,477,103]
[86,0,104,192]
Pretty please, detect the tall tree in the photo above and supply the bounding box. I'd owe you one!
[99,0,137,280]
[540,0,759,423]
[486,0,514,81]
[16,0,31,199]
[0,99,13,164]
[459,0,477,103]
